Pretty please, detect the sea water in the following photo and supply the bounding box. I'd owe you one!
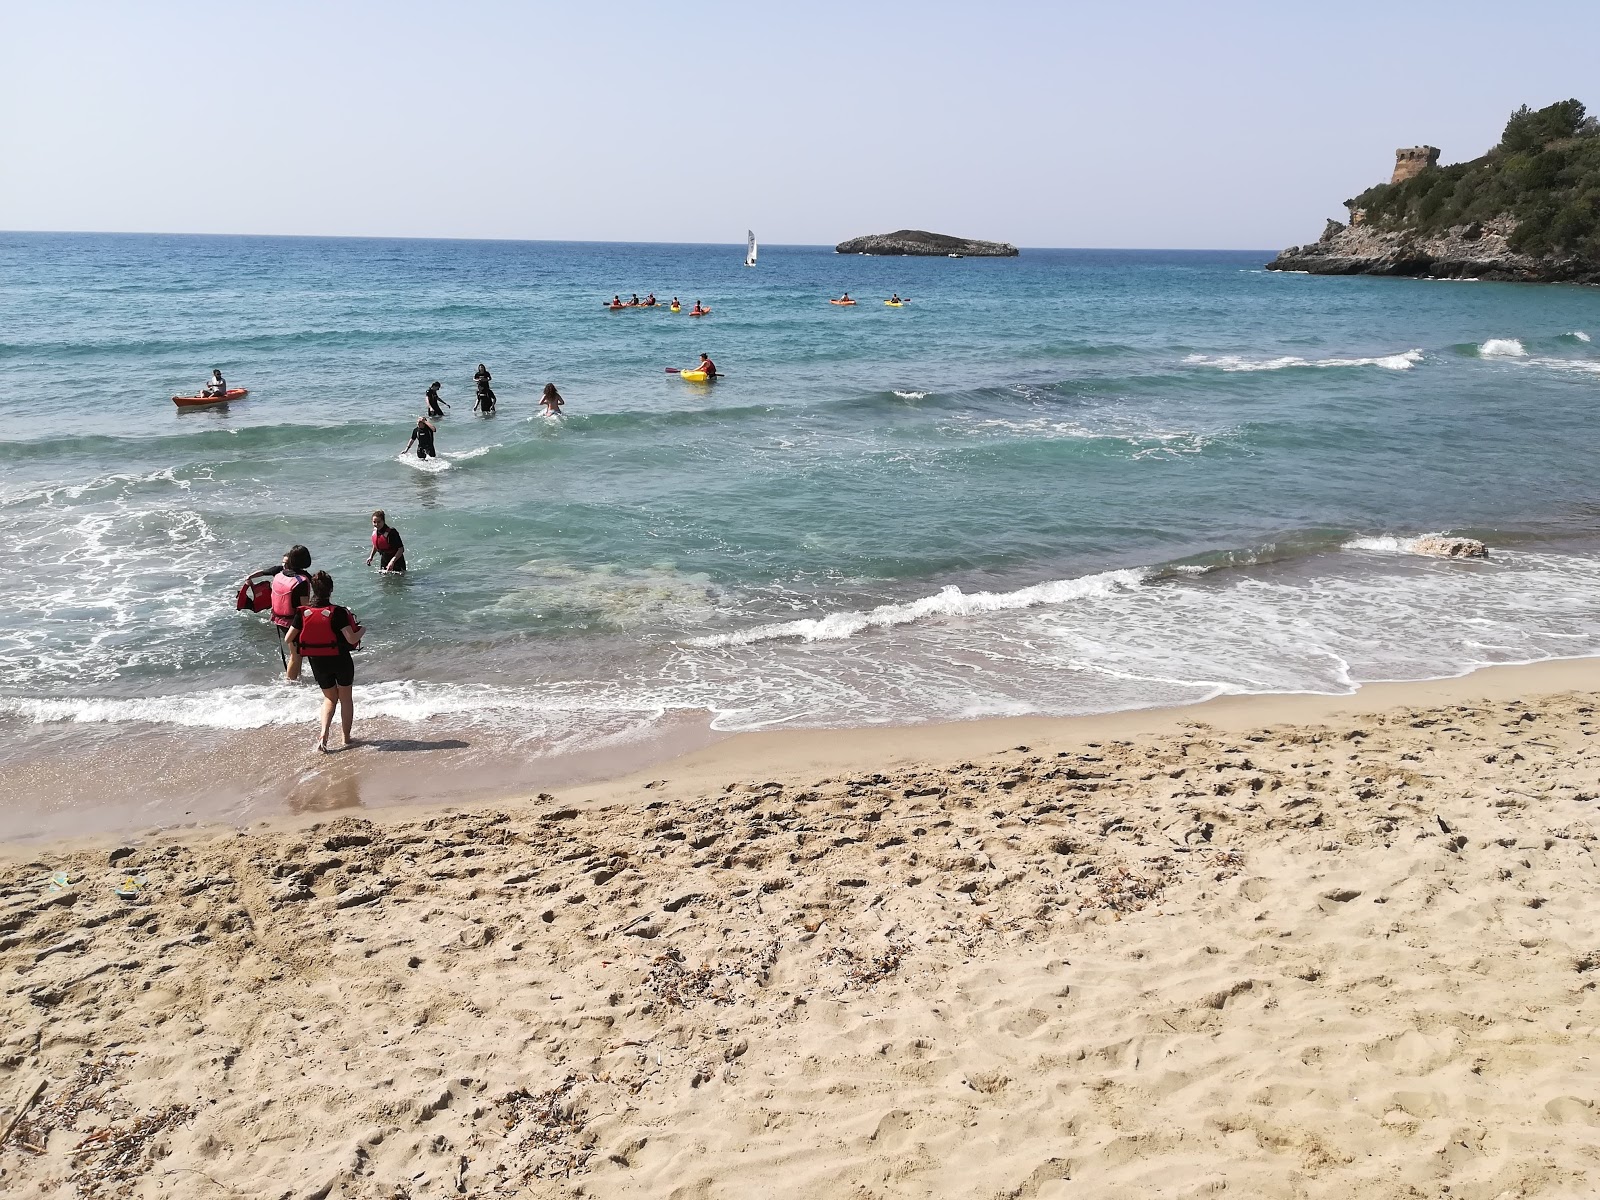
[4,233,1600,803]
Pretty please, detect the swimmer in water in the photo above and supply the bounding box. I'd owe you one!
[366,509,406,573]
[540,383,565,416]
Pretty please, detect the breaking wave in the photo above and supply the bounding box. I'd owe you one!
[1183,349,1422,372]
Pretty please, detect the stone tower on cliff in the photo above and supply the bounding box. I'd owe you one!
[1391,146,1441,184]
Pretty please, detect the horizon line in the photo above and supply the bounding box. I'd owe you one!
[0,228,1279,255]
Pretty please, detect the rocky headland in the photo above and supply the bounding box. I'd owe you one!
[1267,216,1600,284]
[1267,98,1600,285]
[835,229,1019,256]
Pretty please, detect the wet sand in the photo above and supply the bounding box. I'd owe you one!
[3,660,1600,1196]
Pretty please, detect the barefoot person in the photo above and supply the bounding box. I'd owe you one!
[239,545,312,666]
[539,383,565,416]
[402,416,437,459]
[285,571,363,752]
[366,509,406,573]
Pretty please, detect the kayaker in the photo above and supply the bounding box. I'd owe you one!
[402,416,438,459]
[630,293,642,307]
[836,293,852,303]
[690,300,706,316]
[425,381,450,417]
[889,293,905,304]
[366,510,406,574]
[644,293,657,307]
[698,352,718,381]
[473,364,496,414]
[202,368,227,397]
[285,570,363,753]
[540,383,566,416]
[670,296,681,310]
[611,295,624,308]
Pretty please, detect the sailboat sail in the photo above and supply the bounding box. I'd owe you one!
[744,230,757,266]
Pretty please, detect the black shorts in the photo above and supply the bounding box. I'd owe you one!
[379,554,406,573]
[307,654,355,689]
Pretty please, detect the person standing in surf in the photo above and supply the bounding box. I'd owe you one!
[473,363,496,414]
[366,510,406,574]
[539,383,565,416]
[285,571,363,753]
[425,381,449,418]
[402,416,437,459]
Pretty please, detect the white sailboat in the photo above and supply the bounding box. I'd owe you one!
[744,230,757,267]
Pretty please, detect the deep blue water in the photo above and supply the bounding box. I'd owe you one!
[3,232,1600,753]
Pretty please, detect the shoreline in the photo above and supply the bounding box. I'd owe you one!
[6,653,1596,853]
[3,650,1598,1194]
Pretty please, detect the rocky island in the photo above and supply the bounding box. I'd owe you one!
[1267,99,1600,284]
[835,229,1019,256]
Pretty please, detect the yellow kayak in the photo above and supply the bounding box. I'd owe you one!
[679,369,710,382]
[670,305,681,312]
[884,300,904,307]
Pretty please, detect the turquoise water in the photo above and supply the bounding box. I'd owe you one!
[4,232,1600,757]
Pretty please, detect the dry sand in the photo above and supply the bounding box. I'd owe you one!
[4,664,1600,1197]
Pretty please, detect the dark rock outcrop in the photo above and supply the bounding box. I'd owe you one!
[1267,216,1600,284]
[835,230,1019,257]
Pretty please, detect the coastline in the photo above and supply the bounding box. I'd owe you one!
[6,652,1596,852]
[4,652,1599,1195]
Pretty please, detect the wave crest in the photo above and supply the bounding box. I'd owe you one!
[688,568,1147,647]
[1184,349,1422,372]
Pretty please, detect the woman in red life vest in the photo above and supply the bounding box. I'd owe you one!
[366,509,406,574]
[285,571,363,752]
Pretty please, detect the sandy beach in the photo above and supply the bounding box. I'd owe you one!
[4,661,1600,1197]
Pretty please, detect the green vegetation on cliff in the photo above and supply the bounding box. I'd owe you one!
[1349,99,1600,259]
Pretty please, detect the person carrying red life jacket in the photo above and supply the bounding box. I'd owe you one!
[365,509,406,574]
[269,556,313,629]
[286,570,364,753]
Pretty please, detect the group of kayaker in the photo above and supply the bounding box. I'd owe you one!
[829,292,911,306]
[607,294,708,316]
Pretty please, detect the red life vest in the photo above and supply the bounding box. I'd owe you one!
[296,605,343,657]
[270,572,309,627]
[236,579,272,612]
[371,527,394,554]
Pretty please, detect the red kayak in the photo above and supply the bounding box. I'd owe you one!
[172,388,248,408]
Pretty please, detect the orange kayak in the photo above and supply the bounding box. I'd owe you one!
[829,299,857,306]
[172,388,248,407]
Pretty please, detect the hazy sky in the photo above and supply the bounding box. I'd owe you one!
[3,0,1595,247]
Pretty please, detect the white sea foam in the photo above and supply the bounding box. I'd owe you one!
[1569,331,1591,342]
[445,444,498,460]
[1478,338,1527,358]
[397,452,451,472]
[892,390,929,400]
[1184,349,1422,372]
[1341,534,1449,555]
[687,568,1148,647]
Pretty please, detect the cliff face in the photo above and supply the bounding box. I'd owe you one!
[1266,216,1600,284]
[835,230,1019,257]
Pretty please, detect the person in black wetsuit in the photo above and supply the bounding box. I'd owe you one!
[402,416,437,459]
[473,363,496,414]
[425,381,450,417]
[366,509,406,574]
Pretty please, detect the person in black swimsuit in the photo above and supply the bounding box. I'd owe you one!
[402,416,437,458]
[473,363,497,415]
[425,381,450,417]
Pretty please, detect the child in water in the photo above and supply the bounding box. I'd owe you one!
[540,383,565,416]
